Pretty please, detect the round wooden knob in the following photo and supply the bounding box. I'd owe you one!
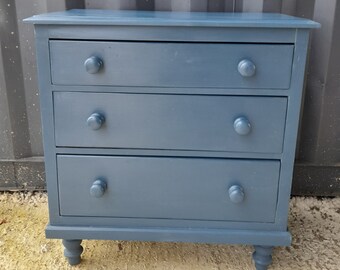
[233,116,251,135]
[228,185,245,204]
[90,179,107,198]
[84,56,103,74]
[87,113,105,130]
[238,59,256,77]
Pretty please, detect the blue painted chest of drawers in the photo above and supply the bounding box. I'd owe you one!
[25,10,319,269]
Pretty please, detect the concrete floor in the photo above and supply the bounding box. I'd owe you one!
[0,192,339,270]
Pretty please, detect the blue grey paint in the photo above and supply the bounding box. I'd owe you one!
[25,10,318,269]
[24,9,320,28]
[58,155,280,222]
[62,240,83,265]
[47,225,291,246]
[50,41,294,89]
[54,92,287,153]
[253,246,274,270]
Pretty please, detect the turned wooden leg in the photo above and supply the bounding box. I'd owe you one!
[62,239,84,265]
[252,245,274,270]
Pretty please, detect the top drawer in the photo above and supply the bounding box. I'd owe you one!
[50,40,293,89]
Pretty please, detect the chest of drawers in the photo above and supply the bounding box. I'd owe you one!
[25,10,319,269]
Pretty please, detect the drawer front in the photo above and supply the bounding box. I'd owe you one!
[54,92,287,153]
[50,40,293,89]
[58,155,280,223]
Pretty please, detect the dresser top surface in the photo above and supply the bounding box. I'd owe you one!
[24,9,319,29]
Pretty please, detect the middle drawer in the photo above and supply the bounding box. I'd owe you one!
[54,92,287,153]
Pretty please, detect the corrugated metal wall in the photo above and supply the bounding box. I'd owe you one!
[0,0,339,195]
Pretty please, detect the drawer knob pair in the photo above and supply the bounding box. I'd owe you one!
[84,56,103,74]
[238,59,256,77]
[90,179,107,198]
[87,113,105,130]
[228,185,245,204]
[87,113,251,135]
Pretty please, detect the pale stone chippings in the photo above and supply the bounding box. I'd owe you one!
[0,193,339,270]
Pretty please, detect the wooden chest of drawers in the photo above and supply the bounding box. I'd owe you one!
[25,10,319,269]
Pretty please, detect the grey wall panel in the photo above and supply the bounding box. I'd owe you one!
[85,0,236,12]
[8,0,86,157]
[46,0,85,11]
[0,0,31,159]
[0,47,14,159]
[85,0,137,10]
[0,0,339,194]
[241,0,265,12]
[155,0,172,11]
[207,0,234,12]
[281,0,296,15]
[295,0,315,18]
[15,0,47,156]
[298,0,340,164]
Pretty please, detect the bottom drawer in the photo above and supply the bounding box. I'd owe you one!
[57,155,280,223]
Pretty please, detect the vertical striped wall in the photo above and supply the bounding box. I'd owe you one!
[0,0,339,195]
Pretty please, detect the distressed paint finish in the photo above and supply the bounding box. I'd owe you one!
[26,10,318,269]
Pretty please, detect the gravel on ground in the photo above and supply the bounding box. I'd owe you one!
[0,192,339,270]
